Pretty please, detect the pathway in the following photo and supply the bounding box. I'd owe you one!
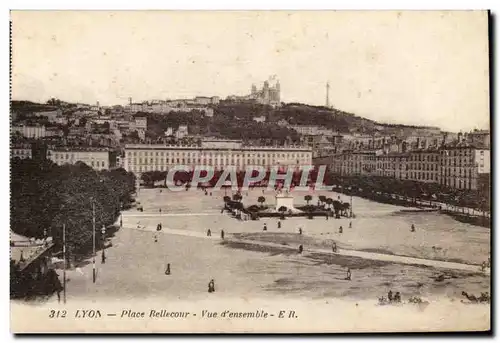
[127,224,489,274]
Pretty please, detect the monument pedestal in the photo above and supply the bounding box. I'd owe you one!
[275,193,294,211]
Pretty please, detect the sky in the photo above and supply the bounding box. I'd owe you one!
[11,11,489,132]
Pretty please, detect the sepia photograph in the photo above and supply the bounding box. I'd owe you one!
[9,10,491,333]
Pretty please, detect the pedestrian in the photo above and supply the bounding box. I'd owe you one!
[345,268,351,281]
[411,224,415,232]
[388,290,393,302]
[208,279,215,293]
[48,269,63,303]
[349,221,352,229]
[298,227,302,235]
[221,230,225,240]
[159,208,162,213]
[326,214,329,221]
[154,235,158,243]
[207,229,212,237]
[165,263,171,275]
[332,242,337,253]
[263,224,267,231]
[339,226,343,234]
[298,244,303,254]
[278,221,281,229]
[221,208,224,214]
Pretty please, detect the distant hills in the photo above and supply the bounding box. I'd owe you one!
[10,100,444,137]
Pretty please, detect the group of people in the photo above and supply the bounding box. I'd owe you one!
[206,229,225,239]
[480,258,491,272]
[379,290,402,304]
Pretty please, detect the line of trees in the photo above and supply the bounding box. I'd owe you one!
[10,158,136,258]
[330,174,490,214]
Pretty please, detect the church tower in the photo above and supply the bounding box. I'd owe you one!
[263,80,270,102]
[251,84,257,95]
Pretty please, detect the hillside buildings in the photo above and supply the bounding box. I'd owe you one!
[11,125,47,139]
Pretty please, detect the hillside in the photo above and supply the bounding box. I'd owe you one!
[11,99,443,141]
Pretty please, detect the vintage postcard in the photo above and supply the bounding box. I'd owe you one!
[9,10,490,333]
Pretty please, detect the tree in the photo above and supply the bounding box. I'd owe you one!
[342,202,350,217]
[332,200,342,217]
[304,195,312,205]
[318,195,327,206]
[258,196,266,208]
[326,198,333,211]
[10,158,135,258]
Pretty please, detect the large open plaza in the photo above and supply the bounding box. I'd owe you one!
[46,187,490,306]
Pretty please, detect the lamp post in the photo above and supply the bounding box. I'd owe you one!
[62,224,66,304]
[120,202,123,228]
[101,226,106,264]
[92,200,96,283]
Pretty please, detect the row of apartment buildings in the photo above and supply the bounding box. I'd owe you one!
[314,143,490,190]
[11,140,313,175]
[11,143,116,171]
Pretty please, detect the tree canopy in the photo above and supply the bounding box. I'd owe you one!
[10,158,136,255]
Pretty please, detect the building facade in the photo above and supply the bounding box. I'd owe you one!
[123,144,312,175]
[226,77,281,107]
[406,149,440,183]
[47,147,115,170]
[440,145,490,190]
[10,144,32,160]
[11,125,47,139]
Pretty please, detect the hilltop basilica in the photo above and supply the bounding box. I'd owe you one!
[226,77,281,107]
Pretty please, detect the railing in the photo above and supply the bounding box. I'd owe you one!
[17,243,55,272]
